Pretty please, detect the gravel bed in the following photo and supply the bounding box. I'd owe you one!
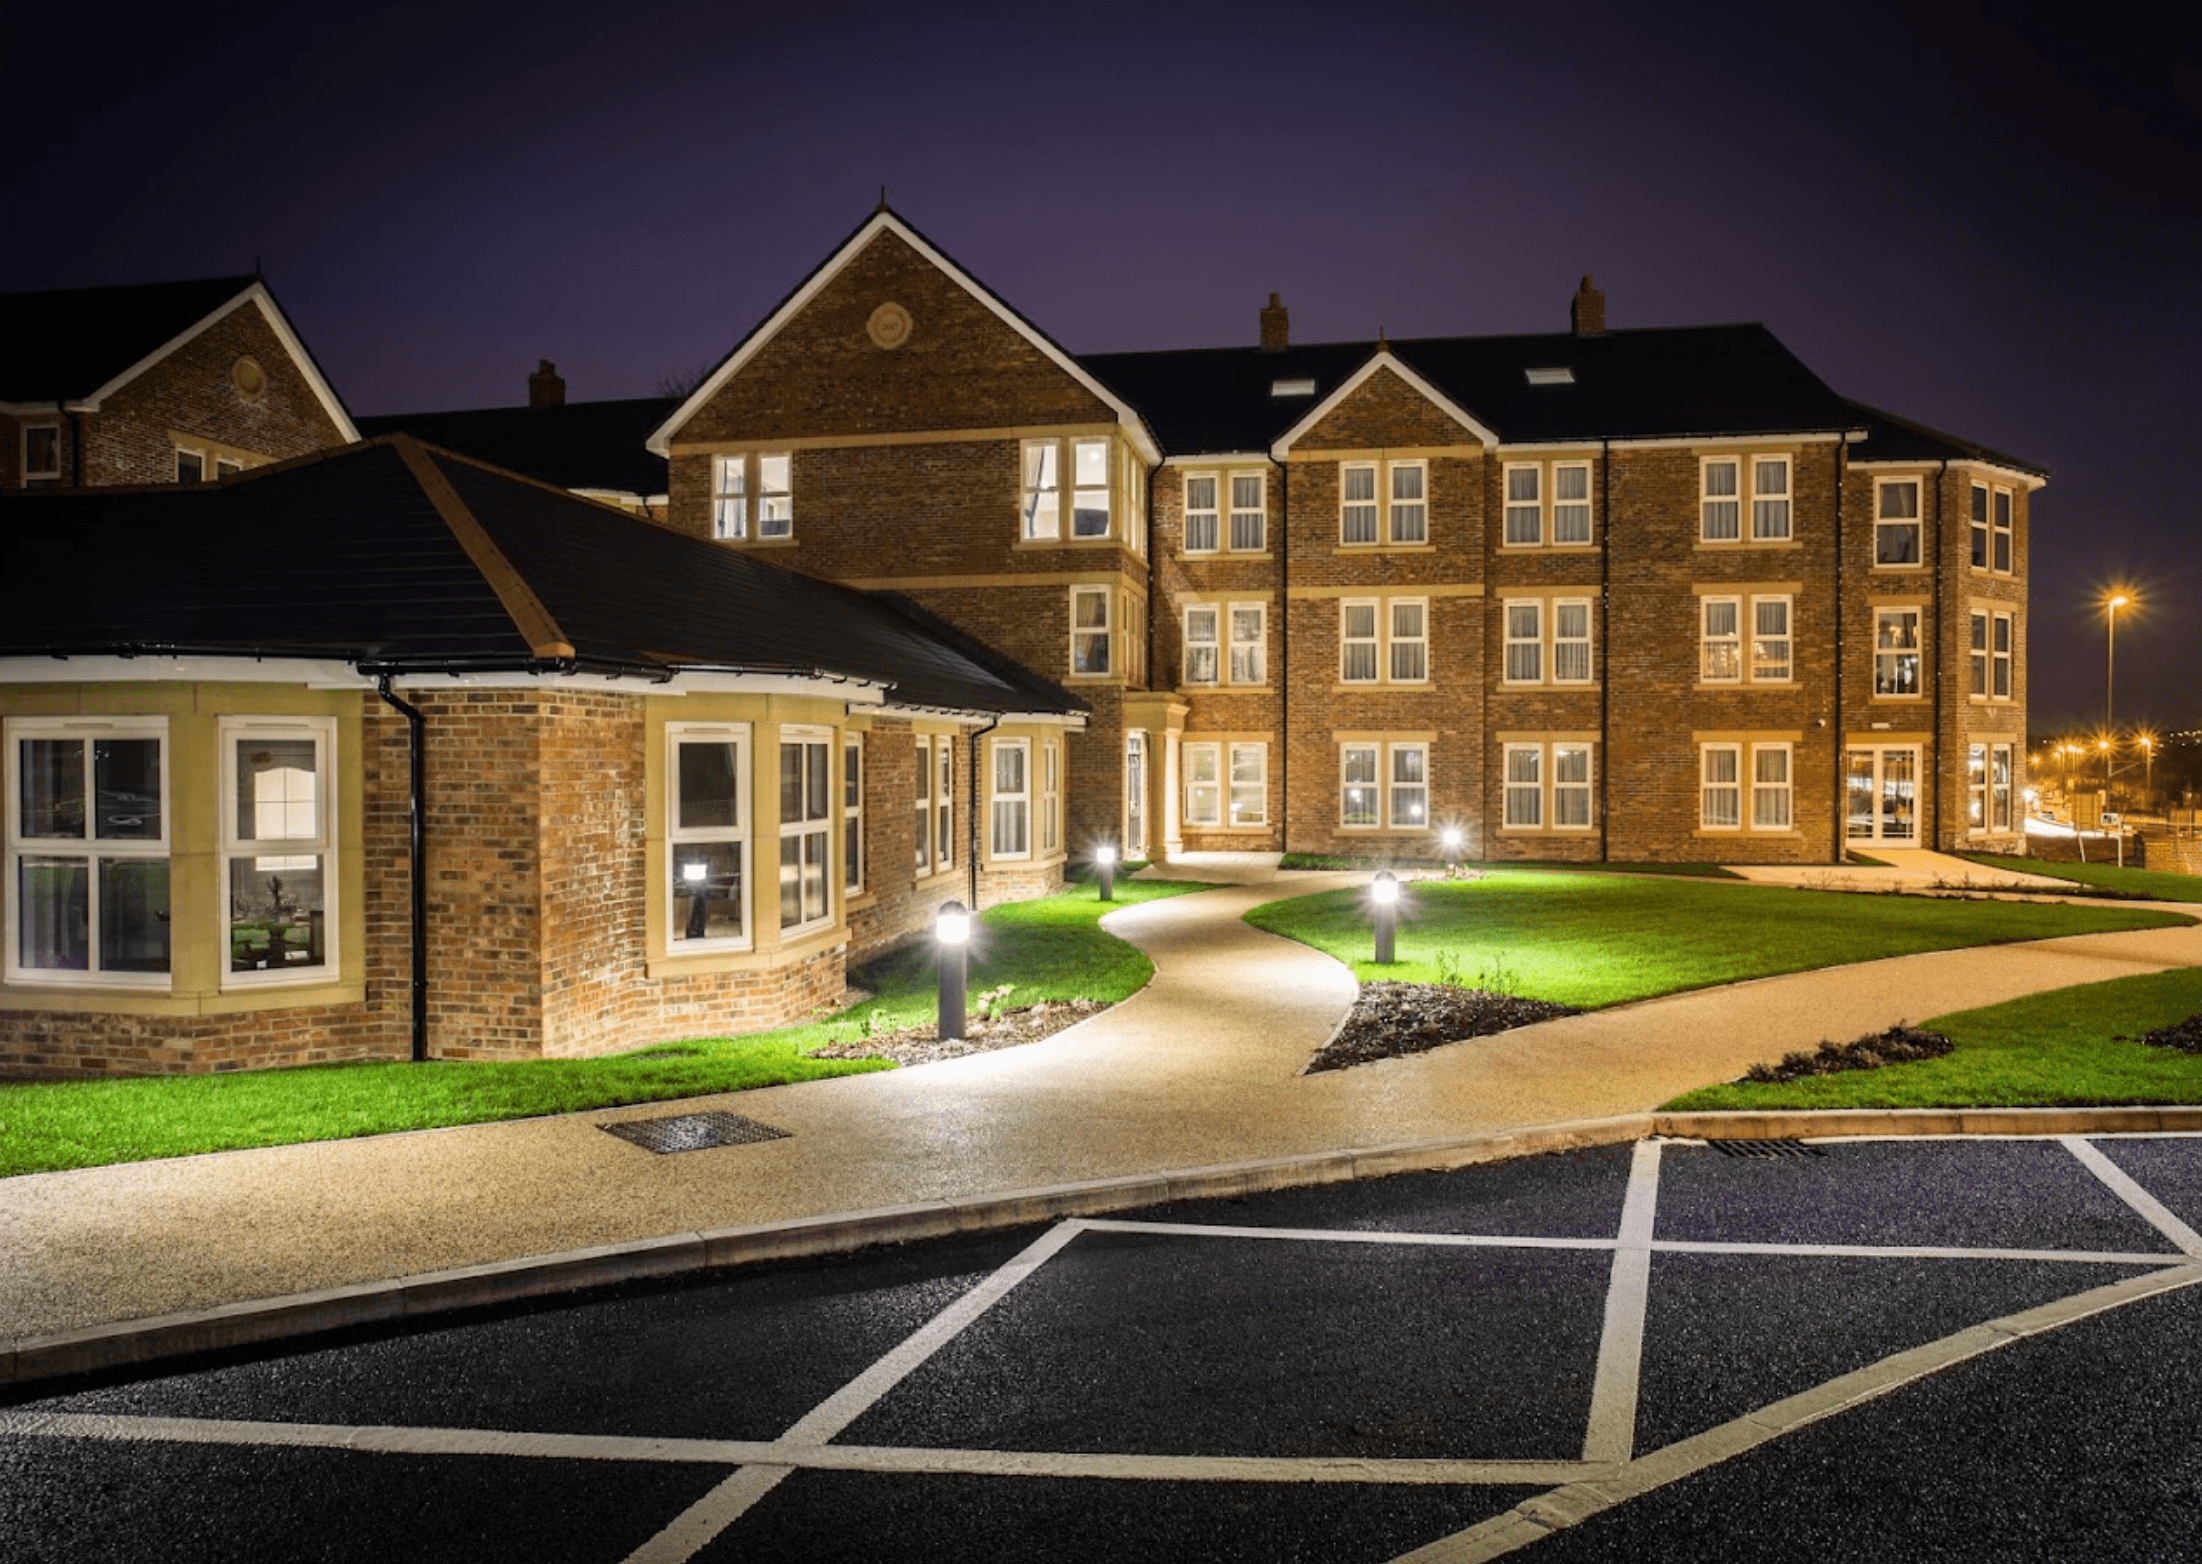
[1736,1024,1954,1084]
[806,998,1108,1067]
[1303,981,1581,1074]
[2137,1012,2202,1056]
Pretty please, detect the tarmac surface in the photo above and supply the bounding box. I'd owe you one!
[4,850,2202,1387]
[5,1133,2199,1561]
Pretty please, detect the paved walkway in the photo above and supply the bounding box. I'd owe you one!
[4,853,2200,1364]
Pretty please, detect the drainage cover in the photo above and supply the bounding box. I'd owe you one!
[600,1111,790,1154]
[1705,1138,1824,1159]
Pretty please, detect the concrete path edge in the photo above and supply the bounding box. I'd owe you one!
[11,1104,2202,1392]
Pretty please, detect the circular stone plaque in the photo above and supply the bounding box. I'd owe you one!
[866,302,912,350]
[232,356,268,400]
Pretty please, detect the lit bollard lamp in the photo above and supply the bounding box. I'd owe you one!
[1371,870,1399,965]
[1440,826,1463,873]
[1094,842,1117,902]
[936,900,970,1041]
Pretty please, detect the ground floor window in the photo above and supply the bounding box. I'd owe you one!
[223,718,334,983]
[1041,739,1061,855]
[991,739,1031,859]
[1229,743,1266,826]
[7,718,170,983]
[844,737,863,894]
[780,729,833,933]
[670,724,748,947]
[1969,743,2016,833]
[1701,741,1792,832]
[1503,741,1594,832]
[1340,741,1429,832]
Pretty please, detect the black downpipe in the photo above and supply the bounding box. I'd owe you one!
[374,676,429,1062]
[1832,440,1847,863]
[1930,459,1948,849]
[968,716,1000,909]
[1277,461,1290,856]
[66,407,84,488]
[1598,439,1611,862]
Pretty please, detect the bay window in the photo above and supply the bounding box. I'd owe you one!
[843,737,863,895]
[778,729,832,933]
[223,718,333,982]
[7,719,170,983]
[669,724,748,947]
[990,739,1030,859]
[1070,585,1113,676]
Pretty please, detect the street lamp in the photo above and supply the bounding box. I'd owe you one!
[1371,871,1399,965]
[2105,591,2132,785]
[935,900,970,1041]
[1094,842,1117,903]
[2141,733,2156,808]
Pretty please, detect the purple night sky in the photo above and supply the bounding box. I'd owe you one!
[8,0,2196,733]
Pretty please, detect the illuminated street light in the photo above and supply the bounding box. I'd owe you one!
[2105,590,2133,793]
[1094,842,1117,903]
[1371,870,1399,965]
[936,900,970,1040]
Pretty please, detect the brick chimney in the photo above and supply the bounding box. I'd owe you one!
[528,358,566,407]
[1570,276,1606,337]
[1259,292,1290,353]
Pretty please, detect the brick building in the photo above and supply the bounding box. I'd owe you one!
[649,208,2045,869]
[0,275,357,491]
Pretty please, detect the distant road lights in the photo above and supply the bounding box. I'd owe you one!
[1371,870,1399,965]
[1094,842,1117,902]
[935,900,971,1041]
[2141,733,2157,802]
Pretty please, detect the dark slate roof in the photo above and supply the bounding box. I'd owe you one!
[0,275,260,403]
[1080,324,1860,454]
[0,438,1079,716]
[1843,399,2050,478]
[356,397,676,497]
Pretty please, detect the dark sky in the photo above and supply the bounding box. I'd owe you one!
[7,0,2196,733]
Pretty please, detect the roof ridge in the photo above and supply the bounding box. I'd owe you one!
[392,437,576,660]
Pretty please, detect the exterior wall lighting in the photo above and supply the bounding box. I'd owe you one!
[1095,842,1117,902]
[1371,870,1399,964]
[936,900,970,1040]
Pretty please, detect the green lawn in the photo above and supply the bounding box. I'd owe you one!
[1279,852,1739,879]
[1961,854,2202,903]
[0,877,1210,1178]
[1245,869,2192,1010]
[1664,966,2202,1110]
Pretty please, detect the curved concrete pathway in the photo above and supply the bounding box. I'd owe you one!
[3,859,2200,1367]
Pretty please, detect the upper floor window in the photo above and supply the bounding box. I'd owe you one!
[1969,483,1990,569]
[1874,607,1923,697]
[1970,610,2016,699]
[1230,472,1266,551]
[1993,488,2013,572]
[1751,457,1792,540]
[1504,601,1543,684]
[1023,438,1114,541]
[1184,605,1219,686]
[7,719,171,984]
[1553,600,1593,684]
[1185,474,1219,553]
[1701,455,1792,543]
[176,448,206,484]
[1339,459,1426,546]
[713,453,793,540]
[1876,478,1922,567]
[1070,585,1112,676]
[21,424,59,485]
[1182,470,1266,554]
[1503,460,1594,547]
[1501,598,1595,686]
[1700,594,1792,684]
[1229,603,1267,685]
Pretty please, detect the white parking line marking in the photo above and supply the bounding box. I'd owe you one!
[2060,1136,2202,1256]
[1384,1261,2202,1563]
[1580,1140,1662,1464]
[1651,1239,2178,1265]
[621,1217,1089,1562]
[1080,1218,1612,1251]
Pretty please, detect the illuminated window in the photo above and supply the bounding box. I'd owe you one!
[1229,472,1266,551]
[1876,478,1921,566]
[1072,439,1111,538]
[843,737,863,894]
[778,729,833,934]
[1184,743,1220,827]
[669,724,748,948]
[1751,597,1792,682]
[713,454,793,540]
[1070,586,1112,675]
[6,718,170,984]
[1183,605,1219,686]
[223,718,334,985]
[1701,597,1742,683]
[1229,742,1267,826]
[1184,474,1218,553]
[1875,608,1922,696]
[1701,459,1740,541]
[1022,442,1061,540]
[1229,604,1266,685]
[990,739,1030,860]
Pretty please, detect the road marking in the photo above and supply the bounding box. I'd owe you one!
[1650,1239,2178,1265]
[1383,1261,2202,1563]
[621,1217,1089,1562]
[1081,1217,1612,1251]
[2060,1136,2202,1256]
[1580,1139,1661,1464]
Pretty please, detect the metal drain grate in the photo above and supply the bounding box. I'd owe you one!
[599,1111,791,1154]
[1705,1137,1824,1159]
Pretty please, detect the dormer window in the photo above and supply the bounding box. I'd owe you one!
[1269,378,1316,397]
[1525,367,1575,386]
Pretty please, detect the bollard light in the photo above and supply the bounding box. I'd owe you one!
[1095,842,1117,902]
[1371,870,1398,965]
[1440,826,1463,869]
[936,900,970,1040]
[681,859,710,940]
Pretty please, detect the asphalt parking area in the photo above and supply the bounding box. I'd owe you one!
[4,1135,2200,1562]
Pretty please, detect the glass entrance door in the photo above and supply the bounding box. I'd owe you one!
[1846,746,1919,844]
[1124,733,1146,858]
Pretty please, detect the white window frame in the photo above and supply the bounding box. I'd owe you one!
[1228,470,1267,551]
[1750,596,1793,683]
[1875,477,1922,568]
[1552,460,1593,545]
[1969,611,1990,697]
[1388,742,1429,832]
[1183,742,1221,827]
[1700,743,1742,831]
[1700,457,1741,542]
[1503,463,1543,546]
[843,736,863,895]
[1183,604,1220,687]
[1552,743,1594,831]
[1183,473,1219,554]
[1071,438,1112,539]
[1503,600,1543,685]
[220,716,337,990]
[1993,488,2014,573]
[1228,602,1266,685]
[1751,743,1793,831]
[1992,743,2014,831]
[913,734,933,873]
[1874,607,1923,698]
[1022,440,1062,540]
[990,738,1031,861]
[1070,585,1113,677]
[756,453,793,539]
[1388,598,1429,684]
[1970,483,1991,570]
[1340,462,1378,545]
[5,716,172,988]
[1992,611,2014,699]
[1750,456,1792,541]
[936,738,954,872]
[1552,598,1594,685]
[1969,742,1989,832]
[1700,596,1742,683]
[21,423,60,483]
[1388,460,1427,544]
[1228,742,1267,827]
[1041,739,1061,855]
[175,447,206,484]
[777,726,834,937]
[1339,744,1380,829]
[1340,599,1379,683]
[667,721,751,953]
[1502,744,1544,829]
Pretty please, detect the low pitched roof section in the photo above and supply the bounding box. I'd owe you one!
[355,397,677,500]
[0,437,1082,718]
